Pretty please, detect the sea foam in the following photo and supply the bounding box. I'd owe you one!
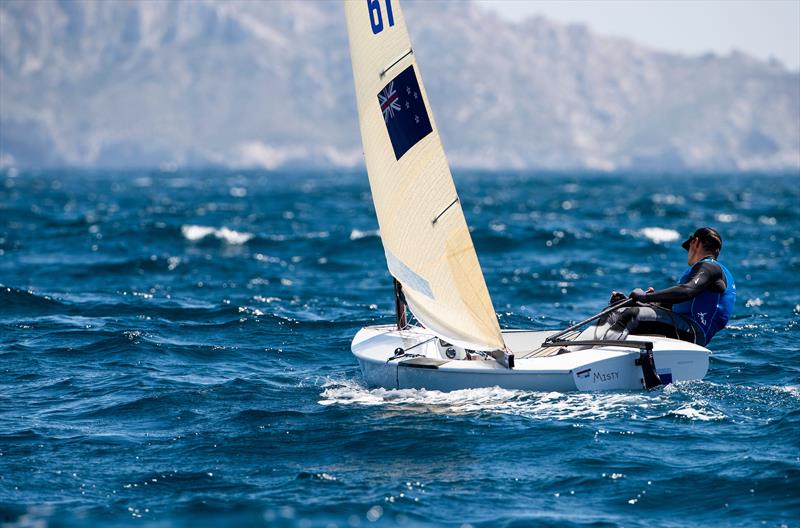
[349,229,379,240]
[639,227,680,244]
[181,225,253,245]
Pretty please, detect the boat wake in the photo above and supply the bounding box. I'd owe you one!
[318,378,734,422]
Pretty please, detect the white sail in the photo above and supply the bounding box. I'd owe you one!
[343,0,504,351]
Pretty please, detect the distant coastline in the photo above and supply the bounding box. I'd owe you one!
[1,0,798,172]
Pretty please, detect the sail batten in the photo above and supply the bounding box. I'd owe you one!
[380,48,413,77]
[344,0,504,351]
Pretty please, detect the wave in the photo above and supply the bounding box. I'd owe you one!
[4,293,245,324]
[60,255,184,276]
[181,225,253,245]
[667,403,725,421]
[227,409,307,423]
[0,285,69,315]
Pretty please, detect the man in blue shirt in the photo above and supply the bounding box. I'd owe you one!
[598,227,736,346]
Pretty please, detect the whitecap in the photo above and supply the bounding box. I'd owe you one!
[181,225,216,241]
[668,404,724,421]
[238,306,264,316]
[745,298,763,308]
[779,386,799,398]
[253,295,280,303]
[639,227,680,244]
[215,227,253,245]
[181,225,253,245]
[715,213,737,223]
[651,193,685,205]
[349,229,379,240]
[758,216,777,225]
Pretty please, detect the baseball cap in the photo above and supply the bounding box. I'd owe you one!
[681,227,722,253]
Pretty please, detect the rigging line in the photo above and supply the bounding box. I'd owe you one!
[431,197,459,225]
[380,48,413,78]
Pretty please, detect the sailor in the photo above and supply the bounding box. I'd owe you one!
[597,227,736,346]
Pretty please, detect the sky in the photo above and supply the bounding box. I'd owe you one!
[475,0,800,71]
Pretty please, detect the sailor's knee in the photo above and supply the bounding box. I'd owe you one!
[611,307,639,331]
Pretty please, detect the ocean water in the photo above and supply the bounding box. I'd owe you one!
[1,169,798,527]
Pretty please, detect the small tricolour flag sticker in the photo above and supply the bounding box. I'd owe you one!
[576,368,591,379]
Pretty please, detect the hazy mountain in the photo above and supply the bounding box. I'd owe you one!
[1,0,798,171]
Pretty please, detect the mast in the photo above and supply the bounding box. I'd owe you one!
[394,278,408,330]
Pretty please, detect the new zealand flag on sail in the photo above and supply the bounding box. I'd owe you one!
[377,65,433,160]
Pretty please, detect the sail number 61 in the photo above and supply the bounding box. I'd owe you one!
[368,0,395,34]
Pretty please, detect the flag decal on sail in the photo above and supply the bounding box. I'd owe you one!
[377,65,432,160]
[379,82,401,121]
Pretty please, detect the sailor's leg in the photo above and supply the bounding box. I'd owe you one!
[595,307,639,340]
[627,306,706,345]
[572,305,706,348]
[574,307,640,344]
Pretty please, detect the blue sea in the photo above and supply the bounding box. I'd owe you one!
[1,169,798,527]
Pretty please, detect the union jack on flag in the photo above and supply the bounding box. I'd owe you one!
[379,82,401,122]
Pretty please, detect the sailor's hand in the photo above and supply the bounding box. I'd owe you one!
[609,291,627,304]
[647,287,654,293]
[629,288,647,302]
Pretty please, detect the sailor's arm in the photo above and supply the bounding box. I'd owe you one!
[631,261,724,304]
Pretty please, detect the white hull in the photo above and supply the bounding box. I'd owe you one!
[352,325,709,392]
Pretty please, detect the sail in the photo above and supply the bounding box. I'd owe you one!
[343,0,504,351]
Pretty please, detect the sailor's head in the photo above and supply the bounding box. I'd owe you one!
[681,226,722,264]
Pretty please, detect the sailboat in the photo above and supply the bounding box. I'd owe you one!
[343,0,709,391]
